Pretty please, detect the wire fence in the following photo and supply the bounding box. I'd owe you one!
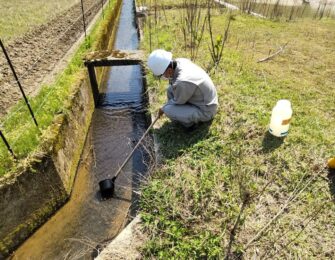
[0,0,108,161]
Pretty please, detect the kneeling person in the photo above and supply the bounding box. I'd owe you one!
[147,49,218,129]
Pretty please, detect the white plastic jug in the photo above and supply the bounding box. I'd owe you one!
[269,99,292,137]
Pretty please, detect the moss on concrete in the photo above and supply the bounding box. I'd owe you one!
[0,194,67,256]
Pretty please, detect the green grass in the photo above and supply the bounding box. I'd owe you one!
[140,4,335,259]
[0,0,79,41]
[0,0,118,176]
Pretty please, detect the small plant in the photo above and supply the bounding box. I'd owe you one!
[207,5,233,71]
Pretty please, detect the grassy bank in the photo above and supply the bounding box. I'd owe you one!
[140,2,335,258]
[0,0,118,176]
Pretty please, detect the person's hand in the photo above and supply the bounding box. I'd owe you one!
[158,107,164,117]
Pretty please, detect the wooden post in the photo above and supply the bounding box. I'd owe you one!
[101,0,104,18]
[80,0,87,38]
[86,64,99,107]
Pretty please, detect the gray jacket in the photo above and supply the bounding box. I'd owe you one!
[166,58,218,112]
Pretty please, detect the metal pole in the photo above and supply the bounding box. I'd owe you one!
[0,129,15,158]
[80,0,87,38]
[101,0,104,18]
[0,39,38,127]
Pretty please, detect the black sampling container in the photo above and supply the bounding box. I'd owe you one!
[99,177,116,199]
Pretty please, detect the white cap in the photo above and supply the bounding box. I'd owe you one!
[147,49,172,76]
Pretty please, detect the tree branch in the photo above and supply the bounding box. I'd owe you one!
[257,42,289,63]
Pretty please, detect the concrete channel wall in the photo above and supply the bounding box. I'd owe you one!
[0,0,122,257]
[0,80,93,257]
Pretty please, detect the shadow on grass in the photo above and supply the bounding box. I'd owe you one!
[155,120,212,160]
[262,131,285,153]
[327,168,335,201]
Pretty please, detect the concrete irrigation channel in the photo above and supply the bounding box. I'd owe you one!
[5,0,153,259]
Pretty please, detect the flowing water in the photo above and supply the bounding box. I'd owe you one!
[11,0,152,259]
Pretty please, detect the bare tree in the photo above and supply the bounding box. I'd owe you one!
[180,0,208,60]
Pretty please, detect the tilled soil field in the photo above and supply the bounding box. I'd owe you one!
[0,0,107,116]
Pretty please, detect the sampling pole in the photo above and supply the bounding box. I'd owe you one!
[0,39,38,127]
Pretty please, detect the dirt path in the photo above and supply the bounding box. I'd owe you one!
[0,0,106,116]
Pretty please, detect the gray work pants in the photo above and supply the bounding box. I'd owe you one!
[163,85,217,127]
